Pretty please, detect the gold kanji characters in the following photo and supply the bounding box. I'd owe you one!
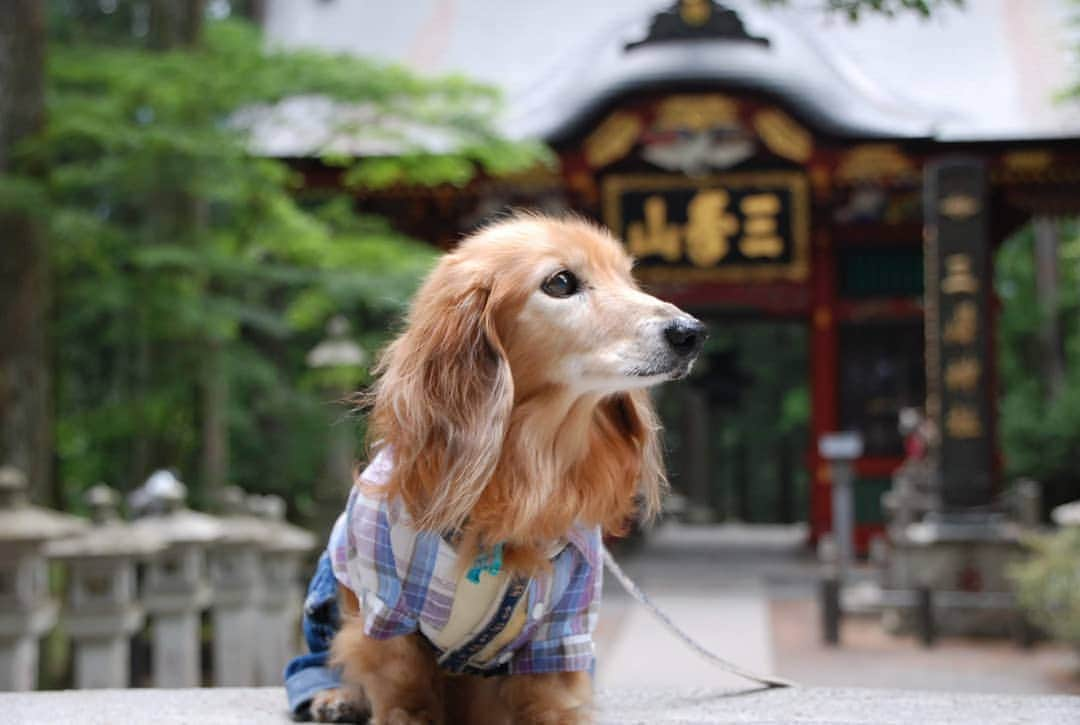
[627,195,682,261]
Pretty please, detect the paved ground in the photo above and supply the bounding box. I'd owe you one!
[773,599,1080,695]
[5,685,1078,724]
[596,521,1080,696]
[595,523,806,690]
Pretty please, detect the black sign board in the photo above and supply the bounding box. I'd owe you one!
[923,158,995,509]
[602,173,810,283]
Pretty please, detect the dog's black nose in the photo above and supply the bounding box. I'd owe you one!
[664,318,707,357]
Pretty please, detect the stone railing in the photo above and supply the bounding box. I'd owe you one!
[0,466,316,691]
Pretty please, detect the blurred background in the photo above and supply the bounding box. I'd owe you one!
[1,0,1079,699]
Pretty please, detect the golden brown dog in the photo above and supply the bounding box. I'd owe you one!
[312,214,705,724]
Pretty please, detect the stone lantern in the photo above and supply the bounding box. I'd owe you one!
[247,494,316,685]
[44,485,164,689]
[0,465,87,691]
[206,485,272,687]
[305,315,366,371]
[128,470,224,688]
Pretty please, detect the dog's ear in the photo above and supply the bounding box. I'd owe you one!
[368,260,513,533]
[590,388,667,534]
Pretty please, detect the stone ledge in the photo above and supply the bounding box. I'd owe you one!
[2,685,1077,724]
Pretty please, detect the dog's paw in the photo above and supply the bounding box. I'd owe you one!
[309,687,371,723]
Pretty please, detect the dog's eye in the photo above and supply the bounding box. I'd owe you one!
[541,270,580,298]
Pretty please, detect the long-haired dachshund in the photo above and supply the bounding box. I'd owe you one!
[312,214,705,724]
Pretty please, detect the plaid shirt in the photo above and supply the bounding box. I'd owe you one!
[328,449,602,676]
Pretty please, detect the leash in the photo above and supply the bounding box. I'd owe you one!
[601,544,797,690]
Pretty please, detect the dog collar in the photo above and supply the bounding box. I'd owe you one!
[464,538,571,584]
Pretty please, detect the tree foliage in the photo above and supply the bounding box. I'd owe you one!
[761,0,963,22]
[10,6,543,517]
[995,222,1080,486]
[1011,526,1080,645]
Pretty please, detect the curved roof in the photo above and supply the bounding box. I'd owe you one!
[503,1,943,143]
[260,0,1080,153]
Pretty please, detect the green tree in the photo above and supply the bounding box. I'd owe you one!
[8,4,544,518]
[996,221,1080,497]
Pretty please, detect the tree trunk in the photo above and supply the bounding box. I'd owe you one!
[149,0,206,49]
[130,1,224,499]
[200,339,228,505]
[681,387,712,523]
[735,439,750,523]
[1032,216,1066,400]
[777,432,795,524]
[0,1,50,504]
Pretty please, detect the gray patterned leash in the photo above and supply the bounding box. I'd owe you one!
[602,544,798,690]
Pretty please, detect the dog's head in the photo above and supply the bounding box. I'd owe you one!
[493,218,706,394]
[367,214,705,546]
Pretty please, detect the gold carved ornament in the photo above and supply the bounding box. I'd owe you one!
[653,94,738,132]
[584,111,643,168]
[753,109,813,164]
[836,144,915,184]
[1001,150,1052,176]
[680,0,712,26]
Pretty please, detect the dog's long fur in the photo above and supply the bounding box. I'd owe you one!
[319,215,699,724]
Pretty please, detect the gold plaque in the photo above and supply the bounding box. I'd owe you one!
[603,171,810,283]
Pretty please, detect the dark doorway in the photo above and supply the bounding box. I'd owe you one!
[655,319,809,524]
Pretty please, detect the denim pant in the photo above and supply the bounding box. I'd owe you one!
[284,551,342,720]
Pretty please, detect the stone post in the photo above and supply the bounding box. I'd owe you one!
[207,486,271,687]
[0,465,86,691]
[247,494,316,685]
[818,433,864,580]
[128,471,224,688]
[44,485,164,689]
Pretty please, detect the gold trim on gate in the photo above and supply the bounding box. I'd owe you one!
[602,172,811,283]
